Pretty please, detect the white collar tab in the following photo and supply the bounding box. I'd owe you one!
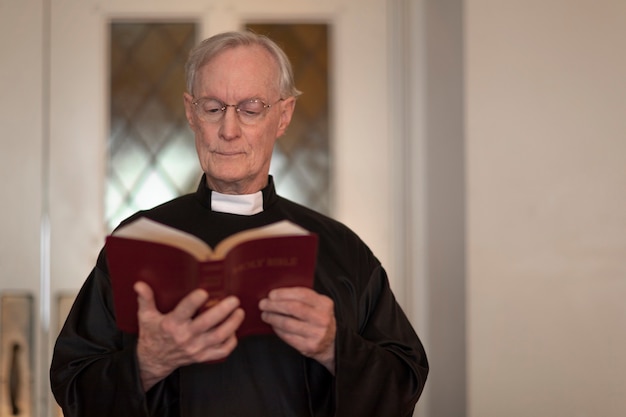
[210,190,263,215]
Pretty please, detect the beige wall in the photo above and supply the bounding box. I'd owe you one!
[466,1,626,416]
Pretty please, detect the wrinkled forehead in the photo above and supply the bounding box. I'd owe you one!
[193,45,281,98]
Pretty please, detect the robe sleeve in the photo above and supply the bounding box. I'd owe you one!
[312,226,429,417]
[332,264,428,416]
[50,251,179,417]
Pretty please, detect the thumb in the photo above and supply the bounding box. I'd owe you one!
[134,281,156,313]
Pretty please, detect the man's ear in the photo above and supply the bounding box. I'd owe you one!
[276,96,296,137]
[183,92,197,130]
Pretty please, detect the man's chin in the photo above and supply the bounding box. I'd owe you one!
[204,171,256,193]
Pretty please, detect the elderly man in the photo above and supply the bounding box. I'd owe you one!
[51,31,428,417]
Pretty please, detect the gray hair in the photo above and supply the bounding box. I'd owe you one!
[185,31,302,98]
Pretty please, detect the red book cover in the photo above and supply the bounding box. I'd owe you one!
[105,218,318,337]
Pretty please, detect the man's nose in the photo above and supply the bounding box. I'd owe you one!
[219,106,242,140]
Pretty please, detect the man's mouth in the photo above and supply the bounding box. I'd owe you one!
[214,150,244,157]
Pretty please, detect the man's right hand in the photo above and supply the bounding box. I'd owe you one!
[134,281,245,391]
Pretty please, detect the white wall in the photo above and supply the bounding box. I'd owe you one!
[0,1,44,293]
[466,1,626,416]
[0,1,47,415]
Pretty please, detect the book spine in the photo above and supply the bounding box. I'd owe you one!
[198,261,227,309]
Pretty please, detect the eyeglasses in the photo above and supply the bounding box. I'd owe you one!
[191,97,284,126]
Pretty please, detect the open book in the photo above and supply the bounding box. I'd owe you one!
[105,217,318,336]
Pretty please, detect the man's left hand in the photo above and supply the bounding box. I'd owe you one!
[259,287,336,375]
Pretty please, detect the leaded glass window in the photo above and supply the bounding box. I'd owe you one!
[247,23,331,215]
[107,22,199,231]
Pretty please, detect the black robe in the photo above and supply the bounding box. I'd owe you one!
[50,176,428,417]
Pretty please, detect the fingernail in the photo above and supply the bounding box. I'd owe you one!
[224,296,240,307]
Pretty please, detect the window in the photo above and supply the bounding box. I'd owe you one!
[107,22,199,231]
[248,23,331,215]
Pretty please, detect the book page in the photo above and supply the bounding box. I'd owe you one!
[113,218,311,261]
[112,217,213,260]
[213,220,311,258]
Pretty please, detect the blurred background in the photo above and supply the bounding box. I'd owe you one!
[1,0,625,416]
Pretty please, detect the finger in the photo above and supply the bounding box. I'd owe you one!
[169,289,209,321]
[260,295,333,323]
[190,296,242,333]
[259,288,315,315]
[199,307,245,345]
[182,308,245,364]
[197,333,240,364]
[267,287,316,302]
[259,298,301,318]
[262,309,328,335]
[174,307,245,363]
[272,326,308,346]
[261,311,306,334]
[135,281,156,311]
[265,312,336,364]
[135,282,165,328]
[266,311,336,348]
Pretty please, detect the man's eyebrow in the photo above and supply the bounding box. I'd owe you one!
[195,95,265,102]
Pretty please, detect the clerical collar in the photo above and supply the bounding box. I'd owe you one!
[210,190,264,215]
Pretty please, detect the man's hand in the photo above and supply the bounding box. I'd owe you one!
[134,281,245,391]
[259,287,336,375]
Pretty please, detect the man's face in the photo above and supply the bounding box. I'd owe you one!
[183,44,295,194]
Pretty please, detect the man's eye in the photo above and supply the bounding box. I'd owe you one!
[198,100,223,114]
[241,108,261,116]
[239,102,263,116]
[203,105,222,114]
